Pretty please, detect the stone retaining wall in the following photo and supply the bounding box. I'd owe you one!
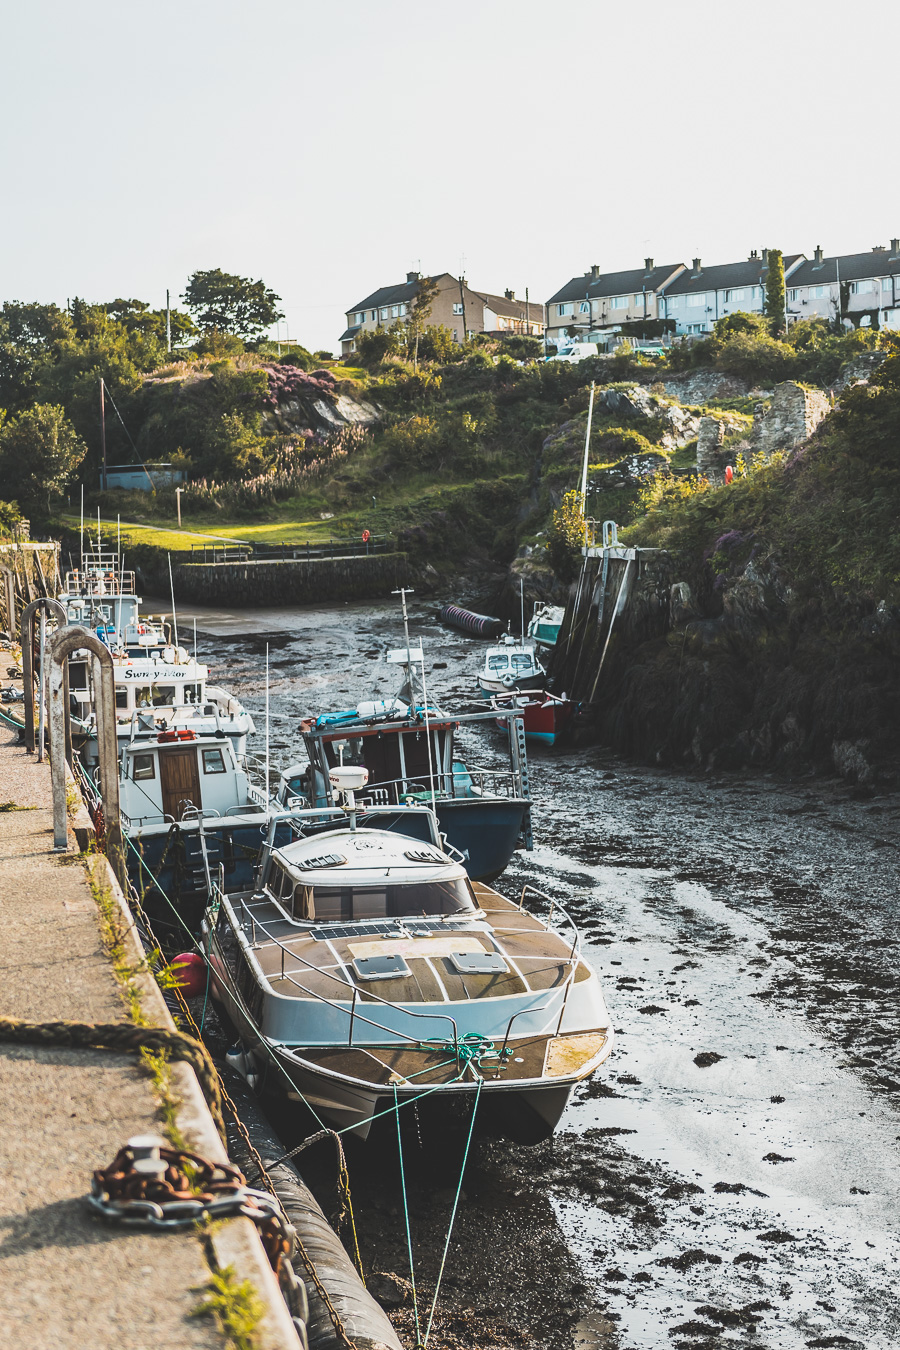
[174,550,411,606]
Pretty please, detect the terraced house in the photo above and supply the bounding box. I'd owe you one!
[786,243,900,330]
[659,252,805,334]
[545,260,686,349]
[340,272,543,354]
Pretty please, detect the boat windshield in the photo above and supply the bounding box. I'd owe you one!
[289,876,477,923]
[487,655,508,671]
[510,654,534,671]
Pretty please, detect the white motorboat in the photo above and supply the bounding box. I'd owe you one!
[203,769,612,1143]
[477,634,546,699]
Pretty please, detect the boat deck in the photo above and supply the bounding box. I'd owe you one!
[234,884,593,1006]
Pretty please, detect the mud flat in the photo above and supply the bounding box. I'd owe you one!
[182,598,900,1349]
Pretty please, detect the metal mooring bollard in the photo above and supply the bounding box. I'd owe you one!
[48,625,126,887]
[20,598,68,757]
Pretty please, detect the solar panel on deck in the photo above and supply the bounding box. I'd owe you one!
[309,917,472,941]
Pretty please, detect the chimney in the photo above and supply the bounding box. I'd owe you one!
[504,288,515,301]
[590,264,600,281]
[761,249,769,265]
[891,238,900,256]
[813,245,824,265]
[872,244,886,252]
[644,257,654,272]
[406,271,420,284]
[749,249,758,260]
[692,257,701,274]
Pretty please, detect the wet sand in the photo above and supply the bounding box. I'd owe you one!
[181,596,900,1350]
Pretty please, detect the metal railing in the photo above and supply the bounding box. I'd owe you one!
[190,535,395,565]
[218,885,577,1074]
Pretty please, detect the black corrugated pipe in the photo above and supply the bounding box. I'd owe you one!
[439,603,503,638]
[224,1075,403,1350]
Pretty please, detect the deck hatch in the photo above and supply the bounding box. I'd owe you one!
[302,853,347,869]
[352,954,412,981]
[403,848,447,864]
[449,951,508,975]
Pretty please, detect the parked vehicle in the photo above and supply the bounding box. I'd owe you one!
[545,342,599,364]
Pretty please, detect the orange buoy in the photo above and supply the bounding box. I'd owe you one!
[724,465,734,483]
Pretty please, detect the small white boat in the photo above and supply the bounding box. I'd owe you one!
[477,634,546,699]
[203,770,612,1143]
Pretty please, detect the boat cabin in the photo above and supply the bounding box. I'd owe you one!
[119,731,261,827]
[300,713,466,808]
[68,653,210,724]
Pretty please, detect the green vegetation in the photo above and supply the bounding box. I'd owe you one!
[764,248,786,332]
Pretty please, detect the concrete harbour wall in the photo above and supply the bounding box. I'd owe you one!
[174,550,412,606]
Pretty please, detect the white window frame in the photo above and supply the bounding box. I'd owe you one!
[452,302,464,315]
[557,302,573,316]
[379,307,389,320]
[610,295,629,309]
[579,300,590,313]
[687,293,707,308]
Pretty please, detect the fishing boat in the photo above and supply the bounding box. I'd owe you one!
[492,691,575,747]
[527,602,565,652]
[280,699,532,884]
[61,541,170,655]
[111,727,274,935]
[476,634,546,699]
[202,769,613,1142]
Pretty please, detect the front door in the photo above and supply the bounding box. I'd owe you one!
[159,746,201,820]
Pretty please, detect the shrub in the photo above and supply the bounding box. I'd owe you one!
[548,488,585,582]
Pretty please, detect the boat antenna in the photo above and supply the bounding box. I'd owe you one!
[265,642,270,802]
[193,617,197,663]
[579,379,596,515]
[167,552,179,649]
[520,575,525,643]
[79,485,84,575]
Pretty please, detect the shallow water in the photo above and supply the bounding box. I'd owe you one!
[177,595,900,1350]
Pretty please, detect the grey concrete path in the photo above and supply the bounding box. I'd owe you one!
[0,722,224,1349]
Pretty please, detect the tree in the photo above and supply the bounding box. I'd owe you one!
[765,249,786,334]
[0,404,87,512]
[0,301,73,410]
[406,274,440,369]
[182,269,284,342]
[103,298,198,348]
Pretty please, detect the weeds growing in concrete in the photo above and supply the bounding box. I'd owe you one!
[191,1266,264,1350]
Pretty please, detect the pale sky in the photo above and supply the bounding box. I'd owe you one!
[2,0,897,353]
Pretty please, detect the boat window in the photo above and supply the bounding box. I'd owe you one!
[149,685,176,707]
[133,753,155,780]
[309,877,477,923]
[202,748,226,774]
[115,690,129,710]
[69,661,88,690]
[510,654,533,672]
[183,683,202,703]
[487,655,508,671]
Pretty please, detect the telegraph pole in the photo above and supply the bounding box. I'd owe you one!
[166,289,171,352]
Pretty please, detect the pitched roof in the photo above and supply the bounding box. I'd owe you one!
[348,273,456,313]
[665,255,804,296]
[788,247,900,286]
[478,290,542,320]
[339,325,361,341]
[547,264,685,307]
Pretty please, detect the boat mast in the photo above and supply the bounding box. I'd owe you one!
[167,552,179,649]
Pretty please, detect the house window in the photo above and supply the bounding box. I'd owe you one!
[610,295,629,309]
[579,301,590,313]
[787,289,798,302]
[379,307,389,320]
[557,303,573,316]
[133,754,155,781]
[687,293,707,307]
[634,293,647,306]
[452,302,464,315]
[355,311,365,324]
[811,284,827,299]
[687,323,706,333]
[881,278,895,291]
[850,279,874,294]
[371,310,377,320]
[398,303,407,316]
[391,305,400,318]
[725,288,745,303]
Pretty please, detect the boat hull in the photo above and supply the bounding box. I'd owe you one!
[494,696,575,747]
[477,672,546,699]
[433,796,528,882]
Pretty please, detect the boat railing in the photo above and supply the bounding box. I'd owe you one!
[359,767,525,804]
[217,879,582,1061]
[515,884,583,1032]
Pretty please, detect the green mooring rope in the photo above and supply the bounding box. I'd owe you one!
[394,1084,421,1346]
[422,1078,483,1348]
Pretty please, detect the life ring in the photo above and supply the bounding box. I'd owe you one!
[362,529,370,543]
